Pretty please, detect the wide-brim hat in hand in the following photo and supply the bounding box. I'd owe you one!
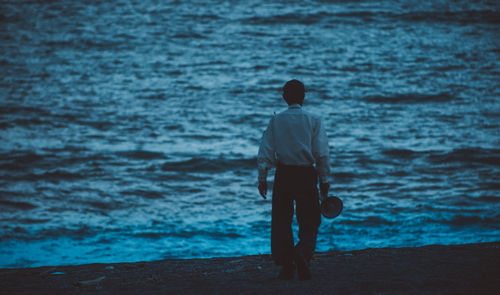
[321,196,343,219]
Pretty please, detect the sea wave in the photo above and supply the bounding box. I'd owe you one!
[428,148,500,167]
[121,189,164,199]
[363,93,455,104]
[439,214,500,227]
[115,150,168,160]
[134,229,244,239]
[381,149,420,158]
[161,157,256,173]
[379,147,500,166]
[0,225,96,242]
[0,200,37,210]
[340,216,396,226]
[241,9,500,25]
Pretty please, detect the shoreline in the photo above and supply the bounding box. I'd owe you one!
[1,242,499,294]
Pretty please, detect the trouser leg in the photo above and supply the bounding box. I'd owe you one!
[295,188,321,264]
[271,171,294,266]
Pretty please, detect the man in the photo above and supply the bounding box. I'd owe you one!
[257,79,330,281]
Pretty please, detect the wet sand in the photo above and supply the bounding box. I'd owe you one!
[1,242,499,294]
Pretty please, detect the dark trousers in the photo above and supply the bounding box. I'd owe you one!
[271,164,321,266]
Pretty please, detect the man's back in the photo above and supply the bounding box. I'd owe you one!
[258,104,330,184]
[273,105,325,167]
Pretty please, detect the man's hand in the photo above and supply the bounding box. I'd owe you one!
[258,180,267,199]
[319,182,329,202]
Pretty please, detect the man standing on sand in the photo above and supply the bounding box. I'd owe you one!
[257,79,330,281]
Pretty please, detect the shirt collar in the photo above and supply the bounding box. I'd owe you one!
[288,104,302,109]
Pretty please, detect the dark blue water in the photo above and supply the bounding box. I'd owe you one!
[1,0,499,268]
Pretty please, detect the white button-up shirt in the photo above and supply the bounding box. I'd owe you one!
[257,104,330,184]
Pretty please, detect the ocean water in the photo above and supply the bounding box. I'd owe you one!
[0,0,499,268]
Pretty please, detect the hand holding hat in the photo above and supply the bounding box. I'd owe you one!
[321,195,343,219]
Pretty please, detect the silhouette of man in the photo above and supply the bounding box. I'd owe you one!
[258,79,330,280]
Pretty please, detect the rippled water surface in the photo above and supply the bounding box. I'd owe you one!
[1,0,499,268]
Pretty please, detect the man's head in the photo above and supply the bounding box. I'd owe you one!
[282,79,305,105]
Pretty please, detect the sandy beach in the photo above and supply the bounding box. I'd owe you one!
[1,241,499,294]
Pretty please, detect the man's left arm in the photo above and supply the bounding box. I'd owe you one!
[312,118,331,200]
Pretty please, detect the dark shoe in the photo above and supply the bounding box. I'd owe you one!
[277,264,295,280]
[295,255,311,281]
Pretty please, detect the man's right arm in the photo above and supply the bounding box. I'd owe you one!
[257,117,276,198]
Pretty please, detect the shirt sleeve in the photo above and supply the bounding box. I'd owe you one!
[312,118,330,184]
[257,116,276,182]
